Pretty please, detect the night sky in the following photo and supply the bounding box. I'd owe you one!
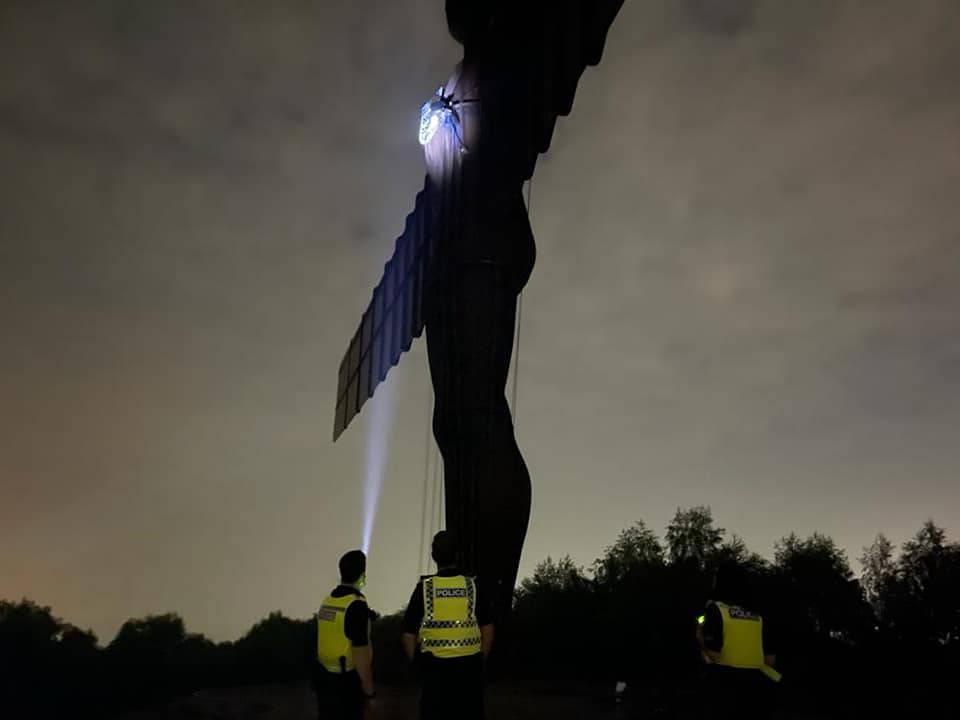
[2,1,959,643]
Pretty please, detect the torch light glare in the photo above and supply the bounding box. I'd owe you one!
[362,378,396,555]
[419,86,453,146]
[419,102,445,146]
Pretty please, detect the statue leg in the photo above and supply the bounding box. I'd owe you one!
[425,260,531,617]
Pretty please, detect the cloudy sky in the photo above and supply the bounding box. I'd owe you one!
[2,0,958,643]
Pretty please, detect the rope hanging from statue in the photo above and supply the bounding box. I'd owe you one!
[418,379,433,576]
[414,192,534,578]
[416,66,472,577]
[510,178,532,424]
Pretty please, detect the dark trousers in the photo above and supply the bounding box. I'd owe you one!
[312,663,363,720]
[420,652,485,720]
[425,259,531,612]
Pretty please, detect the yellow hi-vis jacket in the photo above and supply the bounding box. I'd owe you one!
[419,575,482,659]
[316,591,365,673]
[704,600,782,682]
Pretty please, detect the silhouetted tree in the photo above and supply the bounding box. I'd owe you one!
[0,600,105,716]
[665,506,725,570]
[519,555,590,594]
[592,523,685,691]
[859,533,895,618]
[885,521,960,646]
[713,533,767,573]
[774,532,869,640]
[593,522,664,584]
[106,613,190,706]
[5,514,958,716]
[511,556,595,685]
[234,611,312,684]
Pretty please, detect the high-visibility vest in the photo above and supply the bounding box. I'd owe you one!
[708,600,782,682]
[316,591,365,673]
[419,575,482,659]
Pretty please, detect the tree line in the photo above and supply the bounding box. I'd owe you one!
[2,507,957,717]
[500,509,959,716]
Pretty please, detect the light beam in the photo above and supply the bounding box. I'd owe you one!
[362,377,396,555]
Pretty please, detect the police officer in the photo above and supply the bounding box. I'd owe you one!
[696,564,781,720]
[402,532,494,720]
[314,550,376,720]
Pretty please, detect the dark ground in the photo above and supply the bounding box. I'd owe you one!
[120,682,822,720]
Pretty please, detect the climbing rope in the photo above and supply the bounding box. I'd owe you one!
[418,382,434,576]
[416,146,535,578]
[510,178,533,421]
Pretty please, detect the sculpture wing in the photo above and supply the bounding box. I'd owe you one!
[332,179,434,441]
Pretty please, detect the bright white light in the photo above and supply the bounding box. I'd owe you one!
[419,101,446,146]
[361,377,396,555]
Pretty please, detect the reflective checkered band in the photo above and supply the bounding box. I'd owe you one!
[421,636,482,649]
[424,578,435,616]
[466,577,476,618]
[422,619,480,630]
